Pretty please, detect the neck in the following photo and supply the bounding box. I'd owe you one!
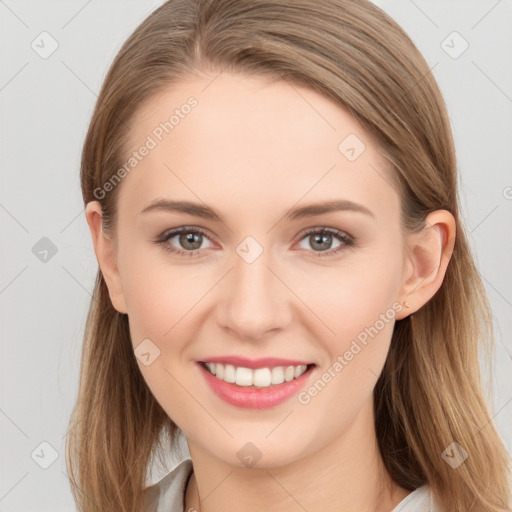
[185,400,410,512]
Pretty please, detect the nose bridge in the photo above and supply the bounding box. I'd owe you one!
[219,237,291,339]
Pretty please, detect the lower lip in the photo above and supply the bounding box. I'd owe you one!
[197,362,315,409]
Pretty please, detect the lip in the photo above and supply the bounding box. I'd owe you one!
[197,356,313,369]
[196,361,316,409]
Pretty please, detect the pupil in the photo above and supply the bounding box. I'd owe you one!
[312,233,331,251]
[181,232,201,250]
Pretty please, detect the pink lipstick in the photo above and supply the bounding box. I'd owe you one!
[196,357,316,409]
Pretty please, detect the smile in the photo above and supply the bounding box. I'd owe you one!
[201,361,310,387]
[196,359,317,409]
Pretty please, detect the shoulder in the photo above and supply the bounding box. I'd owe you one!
[143,458,194,512]
[391,485,440,512]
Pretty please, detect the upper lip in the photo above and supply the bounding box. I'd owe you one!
[198,356,314,370]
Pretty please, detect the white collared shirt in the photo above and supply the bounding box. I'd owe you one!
[143,458,439,512]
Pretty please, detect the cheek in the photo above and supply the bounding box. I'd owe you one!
[300,245,402,345]
[297,245,402,397]
[118,246,209,422]
[118,239,206,343]
[296,272,400,433]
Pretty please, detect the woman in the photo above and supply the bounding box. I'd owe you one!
[66,0,511,511]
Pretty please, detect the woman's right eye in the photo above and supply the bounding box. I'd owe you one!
[154,227,215,257]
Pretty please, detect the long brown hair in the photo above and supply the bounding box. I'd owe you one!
[66,1,511,510]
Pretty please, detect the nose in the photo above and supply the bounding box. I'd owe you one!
[216,244,293,342]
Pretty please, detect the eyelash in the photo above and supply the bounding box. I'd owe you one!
[153,226,355,258]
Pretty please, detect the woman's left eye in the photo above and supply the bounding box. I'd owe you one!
[153,227,355,257]
[296,228,355,256]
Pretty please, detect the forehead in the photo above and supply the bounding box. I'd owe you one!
[119,71,399,224]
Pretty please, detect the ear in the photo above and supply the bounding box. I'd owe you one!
[395,209,456,320]
[85,201,127,314]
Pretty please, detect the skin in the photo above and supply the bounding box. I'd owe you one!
[86,71,456,512]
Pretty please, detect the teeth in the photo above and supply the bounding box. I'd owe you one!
[204,362,309,387]
[224,364,236,383]
[271,366,284,385]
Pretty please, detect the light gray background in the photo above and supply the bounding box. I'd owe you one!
[1,1,511,510]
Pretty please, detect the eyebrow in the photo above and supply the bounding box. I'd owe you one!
[140,199,374,221]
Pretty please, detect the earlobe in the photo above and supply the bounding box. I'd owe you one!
[84,201,128,314]
[395,210,456,320]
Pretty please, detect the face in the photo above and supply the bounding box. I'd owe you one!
[99,71,410,468]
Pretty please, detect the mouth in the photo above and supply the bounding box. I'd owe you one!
[198,361,316,388]
[197,359,317,409]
